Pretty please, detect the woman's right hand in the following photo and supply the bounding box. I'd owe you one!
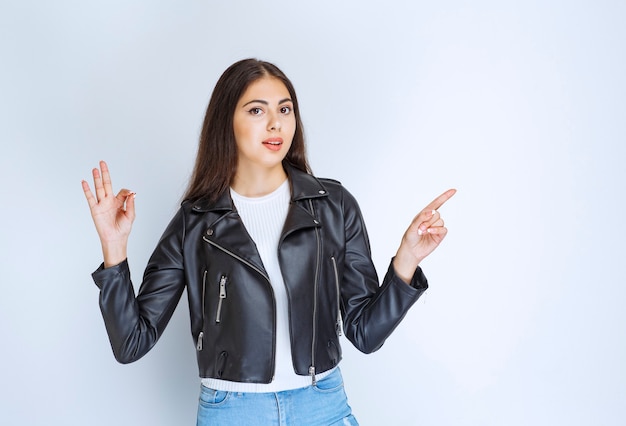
[82,160,136,268]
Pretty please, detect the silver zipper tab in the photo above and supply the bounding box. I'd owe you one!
[309,365,317,386]
[216,275,227,323]
[196,331,204,351]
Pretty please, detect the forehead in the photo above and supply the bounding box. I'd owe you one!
[238,77,291,103]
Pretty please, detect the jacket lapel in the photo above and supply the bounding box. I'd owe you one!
[194,192,267,275]
[281,163,328,238]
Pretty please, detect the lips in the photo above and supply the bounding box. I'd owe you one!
[262,137,283,151]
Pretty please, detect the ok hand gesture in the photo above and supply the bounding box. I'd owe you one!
[81,161,136,267]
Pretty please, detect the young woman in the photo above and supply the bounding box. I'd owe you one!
[82,59,455,425]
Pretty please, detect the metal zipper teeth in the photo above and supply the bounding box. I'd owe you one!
[309,199,321,385]
[331,256,343,337]
[203,236,270,281]
[197,269,208,351]
[202,235,276,378]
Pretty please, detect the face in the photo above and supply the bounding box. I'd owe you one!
[233,77,296,174]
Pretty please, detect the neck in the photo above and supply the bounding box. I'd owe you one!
[231,164,288,197]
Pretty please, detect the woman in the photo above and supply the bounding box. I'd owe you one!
[82,59,455,425]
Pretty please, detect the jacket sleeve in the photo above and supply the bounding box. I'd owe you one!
[91,208,187,364]
[339,187,428,354]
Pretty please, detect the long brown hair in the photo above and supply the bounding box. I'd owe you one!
[183,59,311,203]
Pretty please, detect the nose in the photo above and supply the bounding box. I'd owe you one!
[268,112,281,131]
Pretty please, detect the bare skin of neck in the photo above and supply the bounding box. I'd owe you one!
[230,164,288,198]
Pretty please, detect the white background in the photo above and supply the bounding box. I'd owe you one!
[1,1,625,425]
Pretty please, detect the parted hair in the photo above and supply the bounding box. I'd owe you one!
[183,59,310,203]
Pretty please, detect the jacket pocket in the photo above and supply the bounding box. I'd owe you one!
[327,339,341,366]
[216,351,228,378]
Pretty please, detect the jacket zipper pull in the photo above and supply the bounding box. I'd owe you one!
[196,331,204,351]
[309,366,317,386]
[216,276,227,323]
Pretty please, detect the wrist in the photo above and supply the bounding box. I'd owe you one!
[392,250,422,284]
[101,243,127,268]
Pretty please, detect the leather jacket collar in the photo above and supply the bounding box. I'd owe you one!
[189,162,329,213]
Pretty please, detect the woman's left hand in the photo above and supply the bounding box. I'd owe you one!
[393,188,456,283]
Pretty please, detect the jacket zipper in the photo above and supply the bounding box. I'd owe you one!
[197,269,208,351]
[308,199,321,385]
[330,256,343,337]
[203,236,270,281]
[216,275,227,323]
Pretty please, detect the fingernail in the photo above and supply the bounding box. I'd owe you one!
[417,229,423,236]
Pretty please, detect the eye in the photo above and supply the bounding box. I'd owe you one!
[280,106,292,114]
[248,107,263,116]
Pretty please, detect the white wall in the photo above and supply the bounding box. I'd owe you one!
[1,1,625,425]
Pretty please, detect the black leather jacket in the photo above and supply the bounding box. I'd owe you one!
[92,164,428,384]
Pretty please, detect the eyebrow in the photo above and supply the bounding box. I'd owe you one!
[242,98,292,107]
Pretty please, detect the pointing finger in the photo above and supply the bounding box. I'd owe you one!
[424,188,457,212]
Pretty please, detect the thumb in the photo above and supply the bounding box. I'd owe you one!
[115,188,134,202]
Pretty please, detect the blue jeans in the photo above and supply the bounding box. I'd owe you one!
[196,368,359,425]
